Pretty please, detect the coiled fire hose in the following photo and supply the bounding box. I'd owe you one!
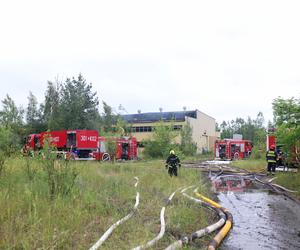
[165,187,226,250]
[194,191,233,250]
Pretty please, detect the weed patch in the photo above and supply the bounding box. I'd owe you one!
[1,158,214,249]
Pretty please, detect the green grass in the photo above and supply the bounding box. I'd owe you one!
[0,158,215,250]
[183,152,214,162]
[230,158,266,172]
[273,171,300,200]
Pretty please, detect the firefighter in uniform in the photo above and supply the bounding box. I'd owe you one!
[266,145,278,175]
[165,150,181,177]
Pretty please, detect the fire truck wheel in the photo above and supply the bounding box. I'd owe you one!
[234,152,240,160]
[65,152,75,161]
[102,153,110,161]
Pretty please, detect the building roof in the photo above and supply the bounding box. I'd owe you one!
[121,110,197,123]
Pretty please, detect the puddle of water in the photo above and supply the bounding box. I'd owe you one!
[212,175,254,192]
[212,176,300,250]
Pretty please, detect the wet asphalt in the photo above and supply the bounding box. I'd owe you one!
[216,181,300,250]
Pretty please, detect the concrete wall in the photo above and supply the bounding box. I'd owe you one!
[127,110,218,153]
[129,121,185,143]
[186,110,217,153]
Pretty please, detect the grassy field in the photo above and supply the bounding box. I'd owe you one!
[230,158,266,172]
[274,171,300,200]
[0,157,215,250]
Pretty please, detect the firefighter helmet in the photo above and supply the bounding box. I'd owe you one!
[270,144,275,150]
[170,150,175,155]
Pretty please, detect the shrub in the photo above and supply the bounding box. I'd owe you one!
[38,136,78,199]
[250,142,266,159]
[143,121,178,158]
[180,123,197,156]
[106,139,117,162]
[0,127,19,175]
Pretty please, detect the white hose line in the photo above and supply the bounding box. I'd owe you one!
[213,174,254,180]
[132,207,166,250]
[182,192,204,205]
[134,176,139,187]
[132,187,184,250]
[180,185,196,194]
[271,183,298,193]
[89,178,140,250]
[165,192,226,250]
[255,176,297,193]
[254,176,267,185]
[191,208,225,239]
[268,177,277,183]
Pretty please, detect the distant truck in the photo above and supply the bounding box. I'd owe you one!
[266,132,299,168]
[92,137,137,161]
[24,130,99,159]
[23,130,138,161]
[215,139,253,161]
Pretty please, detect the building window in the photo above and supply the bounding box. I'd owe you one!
[131,125,181,132]
[131,126,153,132]
[173,125,183,130]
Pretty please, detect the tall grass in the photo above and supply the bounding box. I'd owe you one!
[230,159,266,172]
[0,158,214,249]
[274,171,300,199]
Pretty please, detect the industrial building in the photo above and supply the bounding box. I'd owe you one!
[121,110,220,153]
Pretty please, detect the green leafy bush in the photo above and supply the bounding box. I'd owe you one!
[38,136,78,199]
[180,123,197,156]
[143,121,178,158]
[0,127,19,175]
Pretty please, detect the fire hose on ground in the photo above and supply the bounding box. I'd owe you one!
[131,187,185,250]
[194,191,233,250]
[254,175,299,204]
[165,186,232,250]
[165,186,227,250]
[89,177,140,250]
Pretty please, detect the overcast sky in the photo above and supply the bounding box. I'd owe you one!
[1,0,299,125]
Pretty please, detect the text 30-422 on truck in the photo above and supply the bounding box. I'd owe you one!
[23,130,137,161]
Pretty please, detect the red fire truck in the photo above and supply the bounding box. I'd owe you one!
[24,130,99,159]
[92,137,137,161]
[24,130,138,161]
[266,130,299,168]
[215,139,253,161]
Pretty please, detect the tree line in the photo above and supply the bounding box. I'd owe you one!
[218,112,266,144]
[218,96,300,161]
[0,74,117,142]
[0,73,299,161]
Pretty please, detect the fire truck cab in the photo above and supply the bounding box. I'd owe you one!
[215,139,253,161]
[92,137,137,161]
[23,134,41,155]
[115,137,137,160]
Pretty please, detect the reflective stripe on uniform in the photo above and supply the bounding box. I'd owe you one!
[267,151,276,163]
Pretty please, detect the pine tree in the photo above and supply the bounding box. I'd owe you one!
[0,94,23,129]
[44,81,61,130]
[102,101,114,133]
[59,74,100,130]
[26,92,40,132]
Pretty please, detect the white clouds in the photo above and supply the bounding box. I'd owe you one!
[0,0,300,124]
